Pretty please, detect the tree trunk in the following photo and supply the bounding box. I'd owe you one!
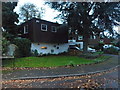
[83,34,89,53]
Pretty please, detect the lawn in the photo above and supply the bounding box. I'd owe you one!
[2,55,110,68]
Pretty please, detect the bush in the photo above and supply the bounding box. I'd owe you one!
[13,38,31,57]
[104,46,119,55]
[79,51,103,59]
[93,43,104,51]
[2,37,10,55]
[94,51,103,55]
[32,49,39,56]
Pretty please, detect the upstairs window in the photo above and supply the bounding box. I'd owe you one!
[36,20,40,23]
[41,24,47,31]
[24,25,28,34]
[51,26,57,32]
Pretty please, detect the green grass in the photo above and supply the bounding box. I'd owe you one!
[2,55,110,68]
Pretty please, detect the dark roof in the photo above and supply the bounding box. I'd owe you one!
[21,18,61,25]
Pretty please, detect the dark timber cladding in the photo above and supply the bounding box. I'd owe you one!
[19,18,68,43]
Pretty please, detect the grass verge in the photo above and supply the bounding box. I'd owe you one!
[2,55,110,68]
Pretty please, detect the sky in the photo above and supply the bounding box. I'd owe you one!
[14,0,120,35]
[14,0,62,24]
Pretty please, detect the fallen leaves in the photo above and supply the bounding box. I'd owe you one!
[2,66,119,88]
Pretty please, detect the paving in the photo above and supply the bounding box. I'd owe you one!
[2,54,119,80]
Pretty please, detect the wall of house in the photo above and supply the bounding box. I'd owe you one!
[19,18,68,43]
[31,43,69,55]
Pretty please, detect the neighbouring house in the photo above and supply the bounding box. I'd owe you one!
[18,18,69,55]
[68,29,114,50]
[68,29,100,49]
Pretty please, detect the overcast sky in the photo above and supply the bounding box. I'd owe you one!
[14,0,62,24]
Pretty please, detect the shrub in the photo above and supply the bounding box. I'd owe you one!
[2,37,10,55]
[104,46,119,55]
[79,51,103,59]
[93,43,104,51]
[13,38,31,57]
[14,45,20,57]
[94,51,103,56]
[32,49,39,56]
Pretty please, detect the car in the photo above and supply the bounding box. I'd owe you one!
[69,45,80,50]
[103,45,112,49]
[112,46,120,50]
[103,45,120,50]
[88,47,96,52]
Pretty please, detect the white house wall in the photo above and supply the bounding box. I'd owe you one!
[76,42,83,49]
[31,43,69,54]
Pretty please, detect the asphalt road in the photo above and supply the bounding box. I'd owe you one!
[2,66,119,89]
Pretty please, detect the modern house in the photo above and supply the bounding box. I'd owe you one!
[68,29,101,49]
[18,18,69,55]
[68,29,114,50]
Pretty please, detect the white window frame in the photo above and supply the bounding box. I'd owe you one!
[36,20,40,23]
[41,24,47,31]
[78,36,83,40]
[51,26,57,32]
[24,25,28,34]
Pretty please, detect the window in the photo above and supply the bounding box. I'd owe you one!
[90,36,93,39]
[41,24,47,31]
[57,47,59,49]
[36,20,40,23]
[51,26,57,32]
[53,45,56,47]
[93,36,96,39]
[70,37,73,40]
[73,37,76,40]
[41,46,47,49]
[78,36,83,40]
[24,25,28,34]
[75,30,78,34]
[51,49,54,53]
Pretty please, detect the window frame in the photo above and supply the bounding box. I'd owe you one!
[78,36,83,40]
[24,25,28,34]
[51,26,57,32]
[41,24,47,31]
[36,20,40,23]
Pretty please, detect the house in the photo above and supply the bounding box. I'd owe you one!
[18,18,69,55]
[68,29,100,50]
[68,29,114,50]
[68,30,83,49]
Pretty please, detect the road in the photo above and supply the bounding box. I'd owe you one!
[2,66,119,89]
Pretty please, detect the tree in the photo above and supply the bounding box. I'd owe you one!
[13,38,31,57]
[2,2,19,39]
[19,3,44,22]
[2,35,10,56]
[46,2,120,53]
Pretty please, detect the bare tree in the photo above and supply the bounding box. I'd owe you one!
[19,3,44,22]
